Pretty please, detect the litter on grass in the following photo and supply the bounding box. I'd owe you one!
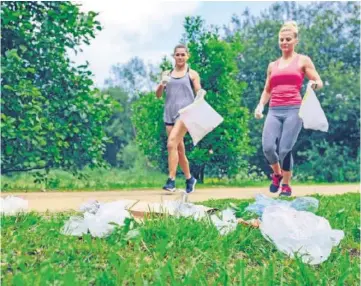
[0,196,28,215]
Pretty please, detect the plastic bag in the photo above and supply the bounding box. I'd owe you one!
[85,209,131,238]
[61,216,88,236]
[210,208,238,235]
[147,200,208,221]
[260,205,344,265]
[124,229,140,241]
[0,196,28,215]
[290,197,319,213]
[245,194,319,216]
[299,83,329,132]
[62,200,132,238]
[79,199,100,214]
[179,99,223,146]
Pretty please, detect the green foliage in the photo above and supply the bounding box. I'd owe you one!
[119,142,149,170]
[103,57,161,168]
[183,17,252,180]
[296,142,360,182]
[1,2,114,175]
[105,57,158,95]
[1,168,168,191]
[101,87,134,167]
[159,56,173,73]
[131,92,168,173]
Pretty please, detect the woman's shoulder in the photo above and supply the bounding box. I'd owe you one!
[267,60,278,73]
[188,68,199,79]
[189,68,199,76]
[269,60,277,67]
[298,54,312,62]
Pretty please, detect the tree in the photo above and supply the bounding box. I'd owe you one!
[101,87,135,167]
[132,17,252,182]
[131,91,168,173]
[102,56,161,167]
[130,57,173,174]
[226,1,360,181]
[105,57,159,96]
[1,2,115,175]
[183,16,252,181]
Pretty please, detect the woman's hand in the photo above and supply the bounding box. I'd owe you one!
[309,80,321,91]
[161,74,170,87]
[195,89,206,101]
[254,103,264,119]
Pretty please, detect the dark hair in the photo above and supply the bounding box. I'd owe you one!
[173,44,189,54]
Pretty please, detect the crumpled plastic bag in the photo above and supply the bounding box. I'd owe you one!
[79,199,100,214]
[211,208,238,235]
[260,205,344,265]
[85,209,131,238]
[124,229,141,240]
[62,200,132,238]
[299,83,329,132]
[0,196,28,215]
[61,216,88,236]
[290,197,319,213]
[179,98,223,146]
[147,200,208,221]
[245,194,319,216]
[149,200,237,235]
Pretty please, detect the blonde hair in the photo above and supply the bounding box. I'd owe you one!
[279,21,298,38]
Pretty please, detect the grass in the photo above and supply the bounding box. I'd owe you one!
[1,168,358,192]
[1,193,360,285]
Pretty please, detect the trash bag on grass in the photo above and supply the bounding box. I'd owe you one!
[260,205,344,265]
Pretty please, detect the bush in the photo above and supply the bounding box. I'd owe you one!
[118,143,150,170]
[295,141,360,182]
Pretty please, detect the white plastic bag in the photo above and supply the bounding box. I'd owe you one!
[79,199,100,214]
[85,209,131,238]
[245,194,319,216]
[147,200,208,221]
[260,205,344,265]
[0,196,28,215]
[299,83,329,132]
[210,208,238,235]
[62,200,132,238]
[179,99,223,146]
[61,216,88,236]
[85,201,132,238]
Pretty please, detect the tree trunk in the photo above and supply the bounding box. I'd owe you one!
[199,165,205,184]
[193,164,205,184]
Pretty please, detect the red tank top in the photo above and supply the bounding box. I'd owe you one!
[269,54,304,107]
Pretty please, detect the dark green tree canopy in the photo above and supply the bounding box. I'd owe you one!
[1,1,115,174]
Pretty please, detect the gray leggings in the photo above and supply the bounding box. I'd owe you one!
[262,106,302,171]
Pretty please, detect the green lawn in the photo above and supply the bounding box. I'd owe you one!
[1,168,357,192]
[1,193,359,285]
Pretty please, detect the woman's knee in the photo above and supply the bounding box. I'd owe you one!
[263,144,276,158]
[167,138,178,151]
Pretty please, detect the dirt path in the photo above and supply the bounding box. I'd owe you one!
[2,184,359,212]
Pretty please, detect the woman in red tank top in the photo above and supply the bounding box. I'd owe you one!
[254,21,323,196]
